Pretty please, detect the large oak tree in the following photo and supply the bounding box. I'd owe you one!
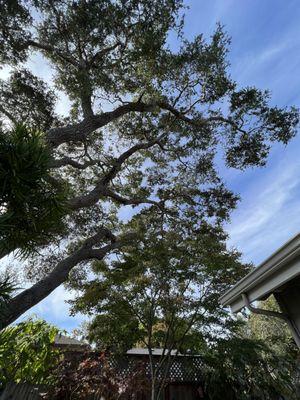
[0,0,298,328]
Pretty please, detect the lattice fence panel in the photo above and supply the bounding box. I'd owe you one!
[108,354,204,383]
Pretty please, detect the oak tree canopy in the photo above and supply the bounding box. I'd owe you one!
[0,0,298,328]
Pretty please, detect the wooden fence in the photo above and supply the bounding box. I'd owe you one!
[0,353,204,399]
[0,383,46,400]
[0,383,106,400]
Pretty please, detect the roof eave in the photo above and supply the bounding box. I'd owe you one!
[219,233,300,312]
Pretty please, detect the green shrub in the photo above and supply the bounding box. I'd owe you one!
[0,318,60,388]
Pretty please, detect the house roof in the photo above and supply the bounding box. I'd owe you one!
[126,348,179,356]
[54,334,89,347]
[219,233,300,312]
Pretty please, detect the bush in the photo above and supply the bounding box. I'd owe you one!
[45,352,150,400]
[0,318,60,388]
[203,337,299,400]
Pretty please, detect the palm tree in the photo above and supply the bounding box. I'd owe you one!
[0,277,16,330]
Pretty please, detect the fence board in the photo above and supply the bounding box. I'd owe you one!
[0,383,106,400]
[0,383,45,400]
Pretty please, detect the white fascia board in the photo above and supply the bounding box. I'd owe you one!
[219,233,300,312]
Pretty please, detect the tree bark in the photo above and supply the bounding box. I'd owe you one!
[46,101,156,148]
[0,231,121,329]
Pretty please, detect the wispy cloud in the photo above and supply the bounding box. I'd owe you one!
[228,147,300,264]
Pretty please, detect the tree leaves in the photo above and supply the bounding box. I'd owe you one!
[0,125,68,256]
[0,0,32,64]
[202,336,298,400]
[0,318,59,388]
[69,217,249,355]
[0,0,298,330]
[0,69,57,130]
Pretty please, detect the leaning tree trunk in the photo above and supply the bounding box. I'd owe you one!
[0,234,120,329]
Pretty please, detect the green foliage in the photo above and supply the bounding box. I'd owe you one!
[70,217,252,399]
[227,87,299,168]
[0,0,297,268]
[0,0,32,64]
[0,277,16,305]
[87,311,141,355]
[0,124,68,256]
[33,0,184,99]
[245,296,297,355]
[0,277,17,326]
[243,296,300,396]
[0,318,60,388]
[70,220,248,354]
[0,0,298,349]
[201,297,300,399]
[0,69,57,130]
[203,336,298,400]
[70,214,299,399]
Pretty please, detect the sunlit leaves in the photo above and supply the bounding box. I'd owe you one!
[0,318,59,388]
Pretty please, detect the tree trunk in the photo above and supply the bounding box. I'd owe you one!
[151,381,156,400]
[0,239,119,329]
[0,250,86,329]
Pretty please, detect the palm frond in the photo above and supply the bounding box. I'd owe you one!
[0,124,68,257]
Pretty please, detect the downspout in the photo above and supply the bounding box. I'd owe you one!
[242,293,300,348]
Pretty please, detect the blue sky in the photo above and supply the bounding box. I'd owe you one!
[184,0,300,263]
[4,0,300,332]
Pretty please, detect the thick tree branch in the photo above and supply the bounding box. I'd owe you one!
[68,137,163,210]
[81,90,94,118]
[68,185,162,211]
[1,228,122,329]
[50,156,100,170]
[46,101,156,148]
[26,40,79,67]
[45,98,239,150]
[103,188,163,209]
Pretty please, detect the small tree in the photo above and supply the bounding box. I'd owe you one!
[70,213,299,399]
[70,217,250,399]
[0,318,59,389]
